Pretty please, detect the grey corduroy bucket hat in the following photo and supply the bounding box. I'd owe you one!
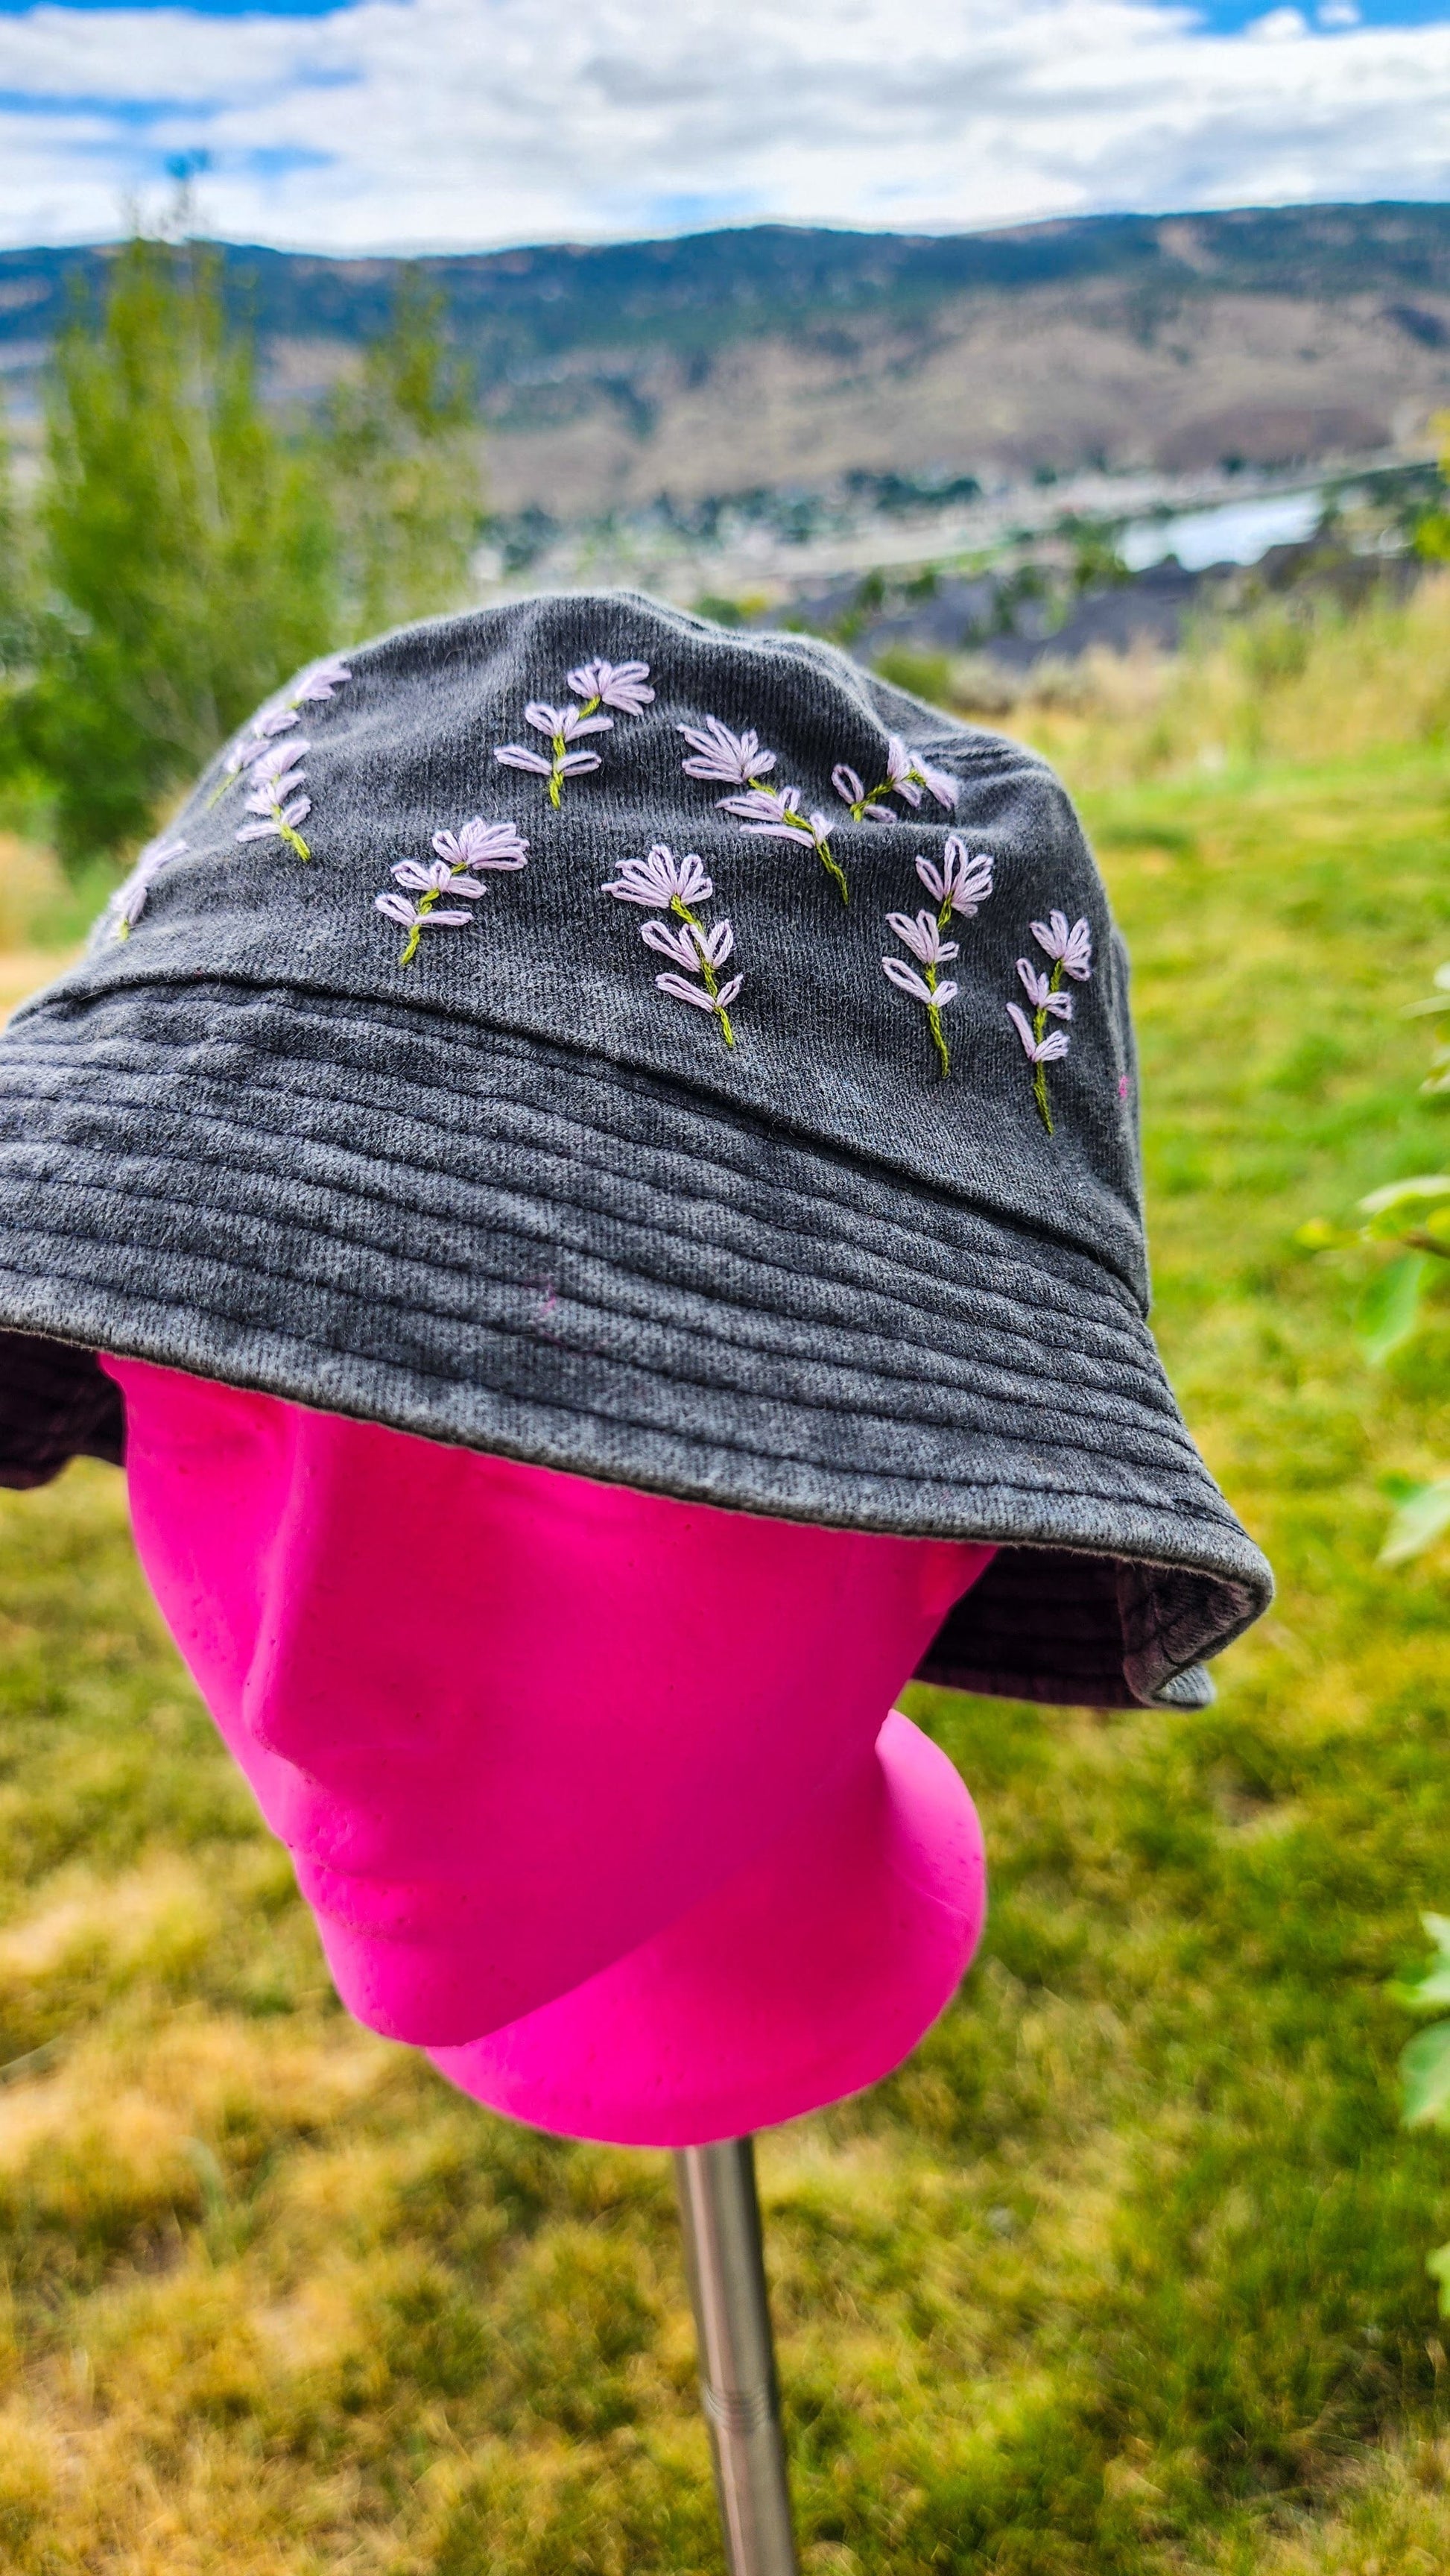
[0,590,1270,1709]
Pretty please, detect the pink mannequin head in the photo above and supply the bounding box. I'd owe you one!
[106,1354,992,2144]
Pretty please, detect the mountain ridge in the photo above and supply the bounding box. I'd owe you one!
[1,202,1447,519]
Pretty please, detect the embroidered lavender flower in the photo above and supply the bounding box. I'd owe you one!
[496,654,653,808]
[1015,960,1073,1020]
[432,818,528,876]
[209,655,352,804]
[717,784,849,903]
[375,815,529,966]
[883,913,960,1078]
[1007,908,1093,1133]
[601,843,741,1049]
[376,877,481,961]
[110,836,187,941]
[294,653,353,707]
[834,736,959,825]
[224,706,298,776]
[569,657,655,718]
[916,838,994,919]
[881,838,994,1077]
[236,741,311,863]
[495,701,610,805]
[678,718,776,788]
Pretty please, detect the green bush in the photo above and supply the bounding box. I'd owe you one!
[1,226,484,881]
[19,236,333,874]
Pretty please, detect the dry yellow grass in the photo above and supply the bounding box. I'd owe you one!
[900,566,1450,795]
[0,947,74,1023]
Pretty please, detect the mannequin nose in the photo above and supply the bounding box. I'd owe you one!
[238,1409,392,1765]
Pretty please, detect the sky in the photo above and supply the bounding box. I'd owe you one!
[0,0,1446,256]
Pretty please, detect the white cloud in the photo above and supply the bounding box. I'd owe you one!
[1245,8,1311,37]
[0,0,1445,252]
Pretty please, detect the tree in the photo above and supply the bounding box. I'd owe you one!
[23,229,333,872]
[323,268,484,638]
[0,400,32,684]
[6,224,485,877]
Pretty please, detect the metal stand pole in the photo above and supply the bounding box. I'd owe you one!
[674,2138,800,2576]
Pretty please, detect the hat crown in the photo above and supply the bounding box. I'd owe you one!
[63,591,1146,1307]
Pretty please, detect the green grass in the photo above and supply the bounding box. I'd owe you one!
[3,625,1450,2569]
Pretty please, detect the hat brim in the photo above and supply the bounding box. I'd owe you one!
[0,973,1270,1708]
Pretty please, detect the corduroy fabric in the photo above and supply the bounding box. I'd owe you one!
[0,590,1271,1707]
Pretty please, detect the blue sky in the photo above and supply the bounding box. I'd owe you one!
[0,0,1443,15]
[0,0,1445,253]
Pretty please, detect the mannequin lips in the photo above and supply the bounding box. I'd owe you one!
[294,1851,494,1943]
[263,1771,482,1884]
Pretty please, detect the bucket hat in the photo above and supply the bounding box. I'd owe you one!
[0,590,1270,1710]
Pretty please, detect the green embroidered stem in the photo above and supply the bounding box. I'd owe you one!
[399,856,466,967]
[847,775,892,823]
[278,813,311,864]
[814,830,849,903]
[550,693,600,809]
[924,887,954,1077]
[672,894,735,1048]
[925,982,950,1078]
[1033,956,1066,1134]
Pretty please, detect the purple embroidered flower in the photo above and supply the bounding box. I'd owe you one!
[1030,910,1092,981]
[833,736,959,824]
[1016,958,1073,1019]
[679,718,776,786]
[1007,1006,1072,1065]
[376,812,531,965]
[602,844,741,1049]
[531,699,613,742]
[642,915,735,973]
[1009,908,1093,1131]
[888,909,960,966]
[912,754,959,812]
[678,713,849,899]
[294,654,352,705]
[569,657,655,717]
[495,703,608,806]
[882,909,962,1077]
[432,818,529,874]
[376,891,477,944]
[236,741,311,862]
[831,763,880,820]
[391,859,487,902]
[885,958,960,1010]
[110,836,187,940]
[717,784,848,903]
[882,840,994,1079]
[213,656,352,802]
[224,707,300,777]
[916,839,993,918]
[602,845,713,909]
[657,969,744,1020]
[496,655,652,806]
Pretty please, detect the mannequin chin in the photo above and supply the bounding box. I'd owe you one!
[104,1355,993,2144]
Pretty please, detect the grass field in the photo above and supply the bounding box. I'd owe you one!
[1,588,1450,2573]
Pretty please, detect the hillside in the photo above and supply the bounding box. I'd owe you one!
[1,201,1447,519]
